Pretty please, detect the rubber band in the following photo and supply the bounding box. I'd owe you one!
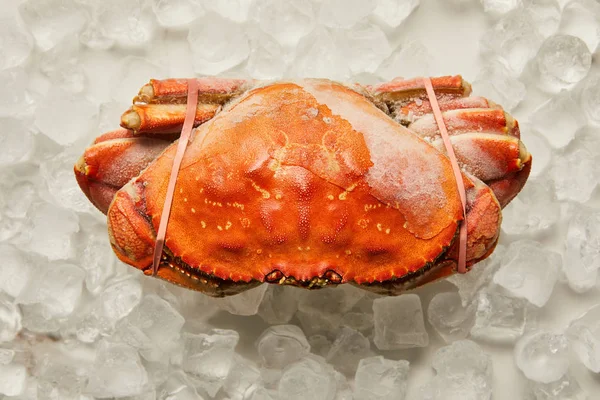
[152,78,199,276]
[422,77,468,274]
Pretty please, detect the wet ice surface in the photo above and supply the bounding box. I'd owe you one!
[1,0,600,399]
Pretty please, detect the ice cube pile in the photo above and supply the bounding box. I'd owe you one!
[0,0,599,398]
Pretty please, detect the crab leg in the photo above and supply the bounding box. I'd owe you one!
[368,75,471,104]
[121,78,250,135]
[408,108,521,139]
[135,77,249,104]
[121,103,220,134]
[430,133,528,182]
[358,174,502,296]
[74,129,171,214]
[394,96,494,125]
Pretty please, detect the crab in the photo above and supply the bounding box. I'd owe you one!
[74,76,531,297]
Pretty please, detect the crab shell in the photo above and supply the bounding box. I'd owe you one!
[74,76,531,297]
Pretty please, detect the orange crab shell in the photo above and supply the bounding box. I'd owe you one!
[106,79,486,289]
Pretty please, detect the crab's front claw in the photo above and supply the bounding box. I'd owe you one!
[107,182,156,270]
[74,129,171,214]
[107,179,261,297]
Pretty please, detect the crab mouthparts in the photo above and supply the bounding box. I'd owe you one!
[145,251,347,296]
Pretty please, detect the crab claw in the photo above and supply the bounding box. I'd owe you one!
[74,129,171,214]
[107,179,260,297]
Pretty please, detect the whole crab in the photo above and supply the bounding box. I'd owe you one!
[74,76,531,297]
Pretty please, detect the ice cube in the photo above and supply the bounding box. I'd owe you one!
[354,356,409,400]
[427,292,475,343]
[16,261,84,319]
[0,294,21,343]
[151,0,204,27]
[0,363,27,396]
[40,146,96,214]
[520,128,552,177]
[0,19,33,70]
[277,356,336,400]
[373,294,429,350]
[432,340,493,380]
[523,0,561,38]
[289,27,351,80]
[3,175,38,221]
[527,373,588,400]
[580,73,600,126]
[566,304,600,373]
[32,340,96,399]
[214,284,268,316]
[187,13,249,75]
[559,0,600,52]
[20,304,60,333]
[256,325,310,369]
[318,0,375,29]
[181,329,239,397]
[115,294,185,353]
[493,240,561,307]
[110,56,166,104]
[27,202,80,260]
[340,310,373,334]
[335,22,391,75]
[480,0,522,16]
[377,40,433,81]
[18,0,88,51]
[246,29,289,80]
[98,101,129,132]
[417,372,492,400]
[549,147,599,203]
[563,207,600,293]
[422,340,493,398]
[39,37,86,93]
[77,228,117,294]
[252,0,315,47]
[536,35,592,93]
[250,386,277,400]
[480,10,543,76]
[514,330,569,383]
[0,118,35,166]
[0,68,30,117]
[470,289,528,343]
[447,245,506,306]
[373,0,419,28]
[86,341,149,398]
[0,348,14,365]
[502,179,559,235]
[223,355,261,400]
[79,14,114,51]
[0,243,34,297]
[158,371,204,400]
[325,326,371,376]
[308,334,331,357]
[204,0,253,23]
[298,285,364,316]
[529,90,586,149]
[96,0,157,48]
[472,61,526,111]
[333,371,352,400]
[295,285,364,337]
[35,87,98,146]
[258,285,300,324]
[76,276,142,342]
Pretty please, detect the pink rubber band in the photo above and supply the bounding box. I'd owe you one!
[152,79,199,276]
[422,78,468,274]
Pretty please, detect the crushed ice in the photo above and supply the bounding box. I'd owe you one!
[0,0,599,398]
